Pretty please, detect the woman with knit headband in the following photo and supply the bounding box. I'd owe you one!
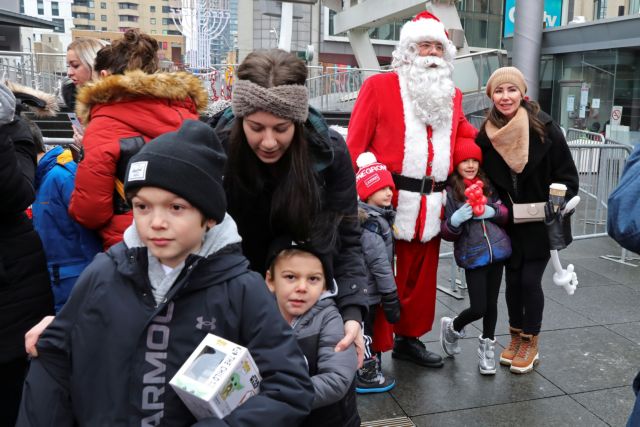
[211,48,367,381]
[475,66,578,374]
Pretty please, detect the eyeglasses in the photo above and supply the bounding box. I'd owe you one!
[416,42,444,53]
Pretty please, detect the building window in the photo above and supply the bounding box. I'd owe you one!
[37,0,44,15]
[52,18,64,33]
[101,15,107,21]
[119,2,138,9]
[151,30,157,34]
[75,24,96,30]
[166,30,180,35]
[119,15,139,22]
[102,27,107,31]
[51,1,59,16]
[150,18,156,24]
[162,18,172,25]
[162,5,171,12]
[101,2,106,8]
[19,0,24,13]
[150,5,156,12]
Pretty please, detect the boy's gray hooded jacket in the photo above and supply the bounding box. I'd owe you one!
[17,215,314,427]
[358,201,397,306]
[293,280,359,427]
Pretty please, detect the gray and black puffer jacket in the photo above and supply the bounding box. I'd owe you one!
[293,281,359,427]
[441,184,512,270]
[358,201,397,306]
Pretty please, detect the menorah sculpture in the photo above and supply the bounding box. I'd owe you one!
[171,0,230,70]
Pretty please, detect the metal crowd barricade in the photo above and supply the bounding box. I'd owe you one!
[565,129,636,265]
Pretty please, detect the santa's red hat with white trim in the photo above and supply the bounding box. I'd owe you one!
[398,11,457,62]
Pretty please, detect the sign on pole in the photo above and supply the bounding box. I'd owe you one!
[611,106,623,126]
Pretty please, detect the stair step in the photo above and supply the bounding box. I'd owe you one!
[361,417,416,427]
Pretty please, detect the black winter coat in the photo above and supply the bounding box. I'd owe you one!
[210,108,367,321]
[475,111,579,267]
[17,240,314,426]
[0,114,53,363]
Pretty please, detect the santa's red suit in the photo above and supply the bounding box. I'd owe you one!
[348,71,477,351]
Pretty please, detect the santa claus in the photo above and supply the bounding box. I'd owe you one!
[347,11,477,368]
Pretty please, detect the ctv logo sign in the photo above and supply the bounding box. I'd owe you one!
[503,0,563,37]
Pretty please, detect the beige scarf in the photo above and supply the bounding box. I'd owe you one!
[485,107,529,173]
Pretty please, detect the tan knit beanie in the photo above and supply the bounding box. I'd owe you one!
[486,66,527,97]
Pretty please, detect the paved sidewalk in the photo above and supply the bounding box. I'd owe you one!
[357,237,639,426]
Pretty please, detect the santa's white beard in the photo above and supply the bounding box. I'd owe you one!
[398,56,455,128]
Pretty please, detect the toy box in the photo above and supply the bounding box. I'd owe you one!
[169,333,261,419]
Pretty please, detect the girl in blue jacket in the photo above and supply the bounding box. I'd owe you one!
[34,144,102,312]
[439,140,511,375]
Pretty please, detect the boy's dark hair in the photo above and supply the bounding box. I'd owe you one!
[268,248,328,290]
[266,233,336,286]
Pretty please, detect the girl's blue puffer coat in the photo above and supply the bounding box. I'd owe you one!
[441,184,512,270]
[33,146,102,312]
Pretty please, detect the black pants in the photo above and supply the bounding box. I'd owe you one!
[505,256,550,335]
[363,303,378,361]
[453,262,504,340]
[0,356,29,427]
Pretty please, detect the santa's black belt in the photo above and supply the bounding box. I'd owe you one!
[392,173,447,195]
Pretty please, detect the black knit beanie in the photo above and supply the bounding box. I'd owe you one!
[124,119,227,222]
[265,235,334,286]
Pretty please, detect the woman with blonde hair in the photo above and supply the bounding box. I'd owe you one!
[63,37,109,109]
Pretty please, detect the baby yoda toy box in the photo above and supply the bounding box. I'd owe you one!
[169,333,261,419]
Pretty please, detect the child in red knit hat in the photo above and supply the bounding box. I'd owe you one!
[439,140,512,375]
[354,152,400,393]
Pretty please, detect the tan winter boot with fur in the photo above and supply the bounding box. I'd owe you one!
[499,327,523,366]
[509,333,539,374]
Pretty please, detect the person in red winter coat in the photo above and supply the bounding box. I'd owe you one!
[68,29,208,250]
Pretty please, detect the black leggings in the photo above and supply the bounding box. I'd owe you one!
[505,256,550,335]
[453,262,504,340]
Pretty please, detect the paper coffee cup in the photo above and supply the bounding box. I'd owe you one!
[549,183,567,211]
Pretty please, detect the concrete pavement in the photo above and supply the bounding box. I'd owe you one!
[358,236,639,427]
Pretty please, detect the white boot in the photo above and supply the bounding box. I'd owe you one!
[478,335,496,375]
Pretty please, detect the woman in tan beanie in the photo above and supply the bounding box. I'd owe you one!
[475,66,579,375]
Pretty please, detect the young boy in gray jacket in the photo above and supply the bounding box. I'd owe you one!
[354,152,401,393]
[266,236,359,427]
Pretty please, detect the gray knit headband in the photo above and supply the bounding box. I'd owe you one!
[232,79,309,123]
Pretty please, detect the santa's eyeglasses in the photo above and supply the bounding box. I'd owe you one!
[416,42,444,53]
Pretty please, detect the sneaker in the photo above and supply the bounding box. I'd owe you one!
[356,358,396,394]
[439,316,465,357]
[392,336,444,368]
[510,333,539,374]
[500,327,523,366]
[477,335,497,375]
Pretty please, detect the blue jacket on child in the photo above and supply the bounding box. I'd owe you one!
[441,184,512,270]
[33,146,102,312]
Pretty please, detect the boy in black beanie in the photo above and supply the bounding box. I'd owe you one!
[17,120,314,426]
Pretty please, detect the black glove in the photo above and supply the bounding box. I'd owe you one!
[380,290,401,324]
[544,201,573,250]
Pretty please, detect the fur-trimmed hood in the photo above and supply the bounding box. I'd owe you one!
[76,70,208,124]
[5,81,58,117]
